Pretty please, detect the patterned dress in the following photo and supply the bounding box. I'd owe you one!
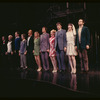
[49,37,56,57]
[34,38,40,56]
[66,31,77,56]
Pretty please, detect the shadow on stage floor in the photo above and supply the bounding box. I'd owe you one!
[0,66,100,98]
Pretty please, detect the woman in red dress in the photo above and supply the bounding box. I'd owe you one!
[49,29,58,73]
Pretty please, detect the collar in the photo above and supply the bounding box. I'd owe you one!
[16,36,20,39]
[23,39,26,41]
[58,29,62,31]
[79,25,84,29]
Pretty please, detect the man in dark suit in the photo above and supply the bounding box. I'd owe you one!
[14,31,21,69]
[26,29,34,69]
[55,22,67,72]
[1,36,7,67]
[75,19,90,72]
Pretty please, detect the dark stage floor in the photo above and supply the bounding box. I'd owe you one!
[0,66,100,98]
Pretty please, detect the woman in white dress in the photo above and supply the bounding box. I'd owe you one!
[65,23,77,74]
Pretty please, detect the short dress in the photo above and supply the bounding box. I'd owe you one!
[49,37,56,57]
[66,31,77,56]
[34,38,40,56]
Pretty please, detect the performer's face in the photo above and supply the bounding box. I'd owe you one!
[42,27,46,33]
[34,32,38,38]
[21,35,24,40]
[2,36,5,41]
[57,24,62,30]
[28,30,32,36]
[15,32,18,37]
[78,19,84,26]
[50,32,55,37]
[68,25,72,31]
[8,37,11,41]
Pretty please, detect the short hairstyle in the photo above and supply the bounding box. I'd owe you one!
[42,26,47,31]
[15,31,20,35]
[50,29,56,34]
[21,34,26,38]
[56,22,62,26]
[78,19,85,23]
[28,29,33,34]
[50,29,56,36]
[8,35,13,39]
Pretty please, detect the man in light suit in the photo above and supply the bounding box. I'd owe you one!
[40,27,50,71]
[55,22,67,72]
[75,19,90,72]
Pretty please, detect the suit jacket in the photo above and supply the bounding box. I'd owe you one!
[40,33,49,52]
[1,40,7,55]
[7,40,14,53]
[26,36,34,53]
[15,37,21,51]
[55,29,67,50]
[75,26,90,49]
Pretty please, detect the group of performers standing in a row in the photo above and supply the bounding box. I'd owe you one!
[0,19,90,74]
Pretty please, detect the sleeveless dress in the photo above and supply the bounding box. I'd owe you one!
[34,38,40,56]
[49,37,56,57]
[66,31,77,56]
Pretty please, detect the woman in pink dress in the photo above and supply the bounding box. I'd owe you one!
[49,29,58,73]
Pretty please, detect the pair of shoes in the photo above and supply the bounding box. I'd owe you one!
[59,70,62,73]
[52,70,57,73]
[44,69,49,72]
[62,70,66,73]
[37,68,42,72]
[71,69,76,74]
[23,66,27,70]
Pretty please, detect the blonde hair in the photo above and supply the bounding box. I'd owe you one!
[50,29,56,36]
[34,31,40,39]
[8,35,13,39]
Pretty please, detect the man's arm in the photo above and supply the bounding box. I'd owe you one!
[63,30,67,48]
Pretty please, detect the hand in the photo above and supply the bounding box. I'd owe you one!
[33,50,34,54]
[5,52,8,55]
[24,51,27,55]
[54,48,56,52]
[64,47,67,52]
[47,49,49,52]
[75,46,77,50]
[86,45,89,49]
[19,53,20,56]
[11,52,13,55]
[14,50,16,53]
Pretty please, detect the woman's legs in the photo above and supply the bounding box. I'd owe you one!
[72,56,76,73]
[50,56,57,72]
[37,56,42,70]
[68,55,73,73]
[35,55,42,71]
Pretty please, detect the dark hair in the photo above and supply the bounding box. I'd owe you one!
[79,19,85,23]
[42,26,47,31]
[21,34,26,38]
[15,31,20,35]
[68,23,73,27]
[56,22,62,26]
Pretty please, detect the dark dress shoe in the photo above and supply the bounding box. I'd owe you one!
[59,70,62,73]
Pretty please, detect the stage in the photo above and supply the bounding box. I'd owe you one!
[0,66,100,98]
